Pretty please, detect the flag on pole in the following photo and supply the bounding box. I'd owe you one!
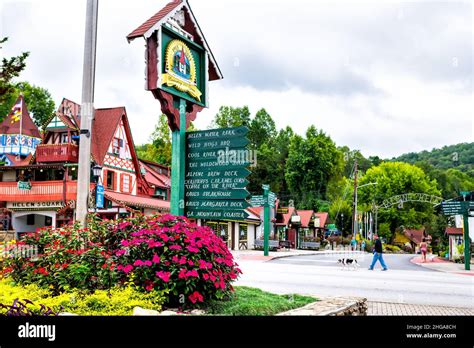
[10,99,22,124]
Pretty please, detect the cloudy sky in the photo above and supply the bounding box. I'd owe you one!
[1,0,472,158]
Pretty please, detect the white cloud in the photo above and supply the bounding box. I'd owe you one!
[1,0,472,159]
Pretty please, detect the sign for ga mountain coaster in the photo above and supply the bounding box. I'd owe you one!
[185,126,251,220]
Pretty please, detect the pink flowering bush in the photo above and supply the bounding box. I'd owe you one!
[114,214,241,307]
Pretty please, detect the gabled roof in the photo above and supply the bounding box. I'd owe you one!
[247,206,263,218]
[404,229,428,244]
[140,160,171,189]
[3,153,33,166]
[297,210,314,228]
[445,227,463,236]
[275,207,296,226]
[0,95,41,138]
[127,0,222,81]
[314,212,329,228]
[91,107,126,165]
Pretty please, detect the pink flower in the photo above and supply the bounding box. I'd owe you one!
[188,291,204,304]
[178,268,187,279]
[144,260,152,267]
[185,269,199,278]
[172,255,179,263]
[120,240,130,247]
[156,271,171,282]
[123,265,133,273]
[186,246,199,253]
[152,254,160,264]
[169,245,182,251]
[188,260,194,266]
[115,249,127,256]
[203,273,210,280]
[133,260,145,266]
[179,256,187,265]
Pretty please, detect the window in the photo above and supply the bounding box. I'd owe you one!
[112,138,121,155]
[45,216,53,227]
[26,214,35,226]
[106,170,115,190]
[61,134,69,144]
[239,224,248,241]
[154,188,167,200]
[121,174,130,193]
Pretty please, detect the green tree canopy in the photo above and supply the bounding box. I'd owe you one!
[136,114,172,166]
[210,105,251,129]
[248,108,277,149]
[358,162,441,241]
[285,126,344,210]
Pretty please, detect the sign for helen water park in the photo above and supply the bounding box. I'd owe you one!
[184,126,251,220]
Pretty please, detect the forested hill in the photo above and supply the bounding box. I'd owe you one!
[391,142,474,175]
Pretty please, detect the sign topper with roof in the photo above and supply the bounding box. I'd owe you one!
[127,0,222,130]
[128,0,223,216]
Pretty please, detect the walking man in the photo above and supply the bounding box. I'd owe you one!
[368,234,388,271]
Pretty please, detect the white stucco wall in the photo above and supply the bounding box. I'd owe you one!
[12,211,56,233]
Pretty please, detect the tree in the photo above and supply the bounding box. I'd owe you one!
[16,82,55,127]
[248,108,276,149]
[357,162,441,241]
[285,126,344,210]
[136,115,172,166]
[0,37,29,121]
[210,106,251,129]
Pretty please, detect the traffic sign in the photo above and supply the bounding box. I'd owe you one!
[185,188,250,200]
[186,199,251,210]
[186,126,249,140]
[185,177,248,190]
[185,167,251,178]
[185,210,249,221]
[187,137,250,151]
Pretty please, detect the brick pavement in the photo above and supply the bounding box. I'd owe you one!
[368,301,474,315]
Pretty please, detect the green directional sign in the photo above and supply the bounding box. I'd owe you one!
[185,210,249,221]
[250,193,276,207]
[187,159,252,170]
[440,201,473,216]
[186,199,251,210]
[185,177,249,190]
[186,188,250,200]
[187,147,249,161]
[185,126,251,222]
[186,167,251,178]
[187,137,250,151]
[186,126,249,141]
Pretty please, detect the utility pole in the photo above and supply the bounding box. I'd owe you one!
[76,0,99,226]
[352,160,358,238]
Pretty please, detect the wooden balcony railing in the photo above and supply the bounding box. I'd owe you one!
[36,143,79,163]
[0,181,88,202]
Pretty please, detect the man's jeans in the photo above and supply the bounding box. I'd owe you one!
[369,252,388,270]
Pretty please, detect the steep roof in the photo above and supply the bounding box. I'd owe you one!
[247,206,263,218]
[404,229,427,244]
[445,227,463,236]
[3,153,33,166]
[140,160,171,189]
[297,210,314,228]
[0,95,41,138]
[314,212,329,228]
[91,107,126,165]
[275,207,296,226]
[127,0,222,81]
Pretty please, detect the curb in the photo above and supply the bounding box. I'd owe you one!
[410,256,473,275]
[264,250,366,262]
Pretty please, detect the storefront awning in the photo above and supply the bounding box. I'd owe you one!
[104,191,170,211]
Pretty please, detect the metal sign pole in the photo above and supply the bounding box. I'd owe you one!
[170,98,186,216]
[263,184,270,256]
[76,0,99,226]
[462,202,471,271]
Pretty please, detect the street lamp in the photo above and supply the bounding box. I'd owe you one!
[92,164,102,182]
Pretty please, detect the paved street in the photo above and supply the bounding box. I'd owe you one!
[368,301,474,315]
[235,252,474,310]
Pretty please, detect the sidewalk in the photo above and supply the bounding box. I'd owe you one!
[410,255,474,275]
[231,248,364,262]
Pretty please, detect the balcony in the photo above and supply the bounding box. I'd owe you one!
[0,181,89,202]
[36,144,79,163]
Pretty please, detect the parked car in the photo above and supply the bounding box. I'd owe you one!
[324,229,342,238]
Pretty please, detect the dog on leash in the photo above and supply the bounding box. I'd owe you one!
[337,258,360,270]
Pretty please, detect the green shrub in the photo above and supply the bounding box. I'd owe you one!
[384,244,402,253]
[0,278,166,315]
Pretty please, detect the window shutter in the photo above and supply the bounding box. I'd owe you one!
[102,169,107,188]
[113,171,117,191]
[120,173,124,192]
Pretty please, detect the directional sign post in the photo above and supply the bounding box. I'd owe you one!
[184,126,251,221]
[440,200,473,270]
